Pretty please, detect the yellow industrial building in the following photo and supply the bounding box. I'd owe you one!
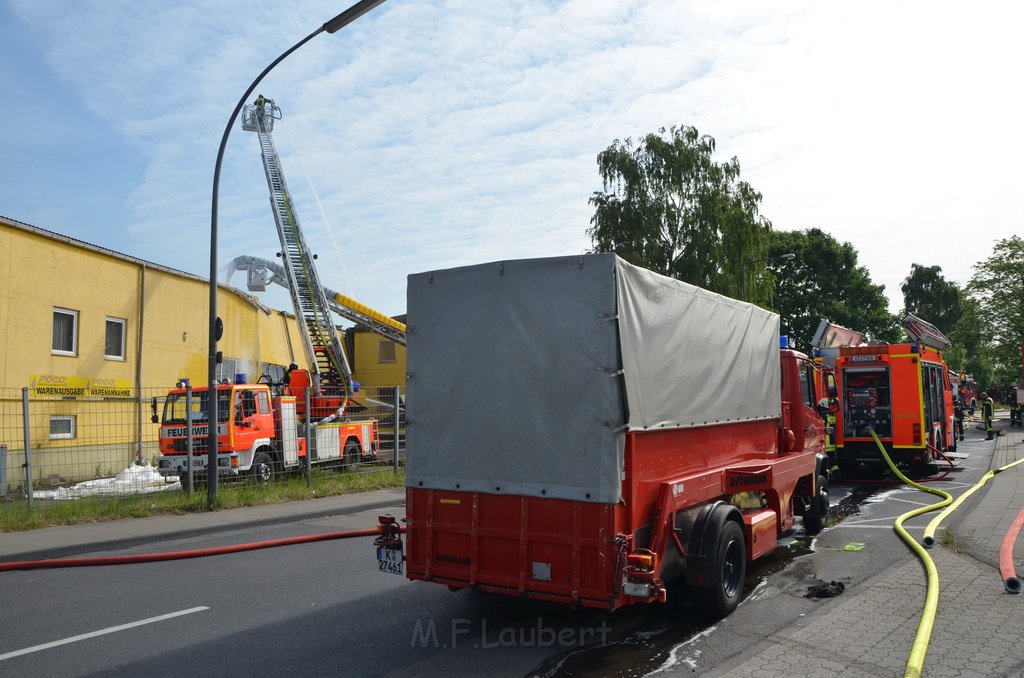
[0,215,405,492]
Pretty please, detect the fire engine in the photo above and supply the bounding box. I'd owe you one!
[957,373,979,414]
[832,314,956,476]
[155,97,393,484]
[375,254,831,617]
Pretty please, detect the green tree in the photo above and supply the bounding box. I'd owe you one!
[588,125,773,305]
[947,295,993,385]
[770,228,899,351]
[967,236,1024,385]
[900,264,962,335]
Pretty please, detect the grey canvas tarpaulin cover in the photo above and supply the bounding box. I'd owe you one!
[405,253,780,504]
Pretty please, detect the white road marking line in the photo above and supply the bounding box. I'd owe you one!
[841,515,899,525]
[885,497,934,507]
[0,606,209,661]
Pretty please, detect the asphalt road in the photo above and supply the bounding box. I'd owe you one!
[0,505,633,677]
[0,433,996,677]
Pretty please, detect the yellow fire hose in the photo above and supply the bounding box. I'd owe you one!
[869,430,952,678]
[923,457,1024,547]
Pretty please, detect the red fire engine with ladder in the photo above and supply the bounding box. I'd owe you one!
[155,97,391,484]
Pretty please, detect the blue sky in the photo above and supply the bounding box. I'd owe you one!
[3,0,1023,320]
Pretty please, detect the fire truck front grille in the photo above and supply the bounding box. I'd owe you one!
[173,439,209,452]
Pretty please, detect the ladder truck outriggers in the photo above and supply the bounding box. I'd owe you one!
[154,96,381,484]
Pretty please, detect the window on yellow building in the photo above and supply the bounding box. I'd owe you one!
[52,308,78,356]
[50,415,76,440]
[378,340,397,364]
[105,317,126,360]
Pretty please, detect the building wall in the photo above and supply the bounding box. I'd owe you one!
[0,218,307,488]
[351,330,407,395]
[0,219,306,393]
[0,217,406,490]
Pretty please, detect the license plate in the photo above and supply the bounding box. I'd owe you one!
[377,545,403,575]
[622,581,652,598]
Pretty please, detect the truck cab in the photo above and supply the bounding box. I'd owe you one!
[155,383,281,482]
[781,344,830,456]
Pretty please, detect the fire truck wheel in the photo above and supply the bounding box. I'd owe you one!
[251,452,274,484]
[802,474,829,534]
[697,519,745,618]
[344,440,362,469]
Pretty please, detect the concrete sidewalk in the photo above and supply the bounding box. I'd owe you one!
[698,418,1024,678]
[0,487,405,563]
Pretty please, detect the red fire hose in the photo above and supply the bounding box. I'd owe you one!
[0,525,405,573]
[999,507,1024,594]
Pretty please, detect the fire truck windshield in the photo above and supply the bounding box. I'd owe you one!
[162,390,231,425]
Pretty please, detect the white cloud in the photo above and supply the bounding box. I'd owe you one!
[5,0,1023,319]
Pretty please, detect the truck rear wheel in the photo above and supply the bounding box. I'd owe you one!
[696,519,745,618]
[251,452,274,484]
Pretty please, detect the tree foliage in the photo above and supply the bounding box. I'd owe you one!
[947,295,993,385]
[588,125,773,305]
[967,236,1024,385]
[895,263,990,380]
[900,264,962,335]
[770,228,898,352]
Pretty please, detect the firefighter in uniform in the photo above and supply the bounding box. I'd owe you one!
[981,392,995,440]
[1010,398,1022,428]
[954,397,965,441]
[819,397,838,473]
[254,94,267,122]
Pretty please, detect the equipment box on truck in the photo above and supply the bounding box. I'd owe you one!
[378,254,830,617]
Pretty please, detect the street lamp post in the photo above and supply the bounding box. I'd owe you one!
[206,0,386,506]
[739,252,795,302]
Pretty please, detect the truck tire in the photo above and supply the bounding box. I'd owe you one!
[344,440,361,469]
[251,452,274,484]
[802,474,829,534]
[696,519,745,618]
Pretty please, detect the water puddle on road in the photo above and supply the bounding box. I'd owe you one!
[530,483,879,677]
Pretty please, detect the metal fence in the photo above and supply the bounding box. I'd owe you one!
[0,384,405,506]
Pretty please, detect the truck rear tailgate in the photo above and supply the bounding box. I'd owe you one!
[406,488,621,609]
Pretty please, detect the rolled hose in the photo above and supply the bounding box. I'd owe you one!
[0,525,405,573]
[869,430,951,678]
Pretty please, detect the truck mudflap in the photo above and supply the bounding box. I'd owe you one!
[684,501,739,587]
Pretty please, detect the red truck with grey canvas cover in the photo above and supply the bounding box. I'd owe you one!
[376,254,830,618]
